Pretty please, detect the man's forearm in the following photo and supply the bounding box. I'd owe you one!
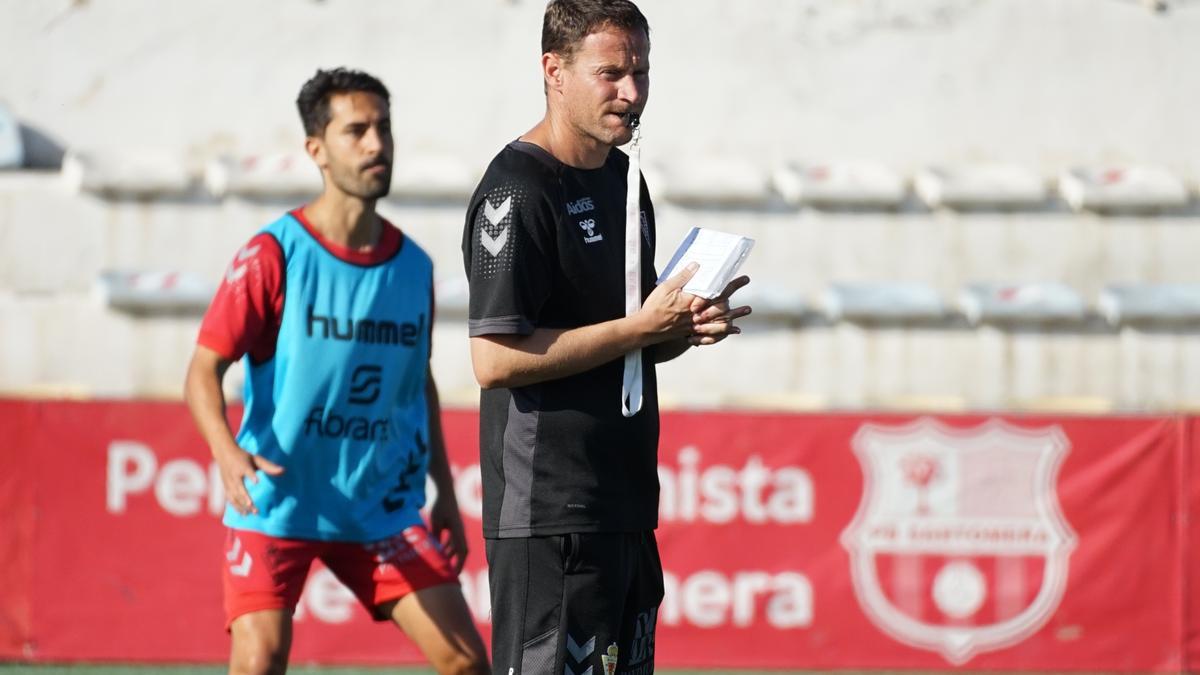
[184,349,240,457]
[470,266,705,389]
[471,315,656,389]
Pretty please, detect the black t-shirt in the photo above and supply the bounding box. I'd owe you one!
[462,140,660,538]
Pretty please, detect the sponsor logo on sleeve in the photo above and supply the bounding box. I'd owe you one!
[224,244,261,284]
[480,196,511,257]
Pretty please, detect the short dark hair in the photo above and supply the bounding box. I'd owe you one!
[296,68,390,137]
[542,0,650,63]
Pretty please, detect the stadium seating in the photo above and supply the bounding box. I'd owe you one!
[958,282,1087,325]
[914,164,1047,209]
[1060,166,1190,213]
[2,0,1199,412]
[822,281,945,322]
[1098,283,1200,325]
[773,160,907,208]
[95,270,215,314]
[63,150,194,198]
[0,104,23,170]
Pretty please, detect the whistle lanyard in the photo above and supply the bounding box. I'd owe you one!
[621,124,643,418]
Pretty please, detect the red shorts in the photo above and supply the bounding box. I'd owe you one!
[222,525,457,628]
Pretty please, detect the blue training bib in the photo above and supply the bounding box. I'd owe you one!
[224,213,434,542]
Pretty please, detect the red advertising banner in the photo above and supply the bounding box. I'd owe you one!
[652,413,1184,672]
[0,400,1193,671]
[1186,418,1200,669]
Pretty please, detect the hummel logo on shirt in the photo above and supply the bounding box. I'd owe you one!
[484,196,511,225]
[224,244,261,283]
[481,197,511,257]
[579,218,603,244]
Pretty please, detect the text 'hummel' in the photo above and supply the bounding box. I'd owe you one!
[308,307,426,347]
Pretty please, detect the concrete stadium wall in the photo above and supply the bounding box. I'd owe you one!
[4,0,1199,172]
[2,0,1200,411]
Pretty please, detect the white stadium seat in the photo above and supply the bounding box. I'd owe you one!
[773,160,906,208]
[205,152,321,199]
[958,282,1086,325]
[1059,165,1189,213]
[95,269,215,313]
[656,157,772,208]
[914,164,1047,209]
[1098,283,1200,325]
[822,282,945,322]
[63,150,194,197]
[389,154,479,201]
[734,283,807,319]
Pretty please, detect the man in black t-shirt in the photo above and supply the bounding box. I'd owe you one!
[462,2,751,673]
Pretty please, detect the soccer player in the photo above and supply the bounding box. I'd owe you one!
[461,2,751,673]
[185,68,488,675]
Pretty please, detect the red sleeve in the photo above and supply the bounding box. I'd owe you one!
[197,233,284,363]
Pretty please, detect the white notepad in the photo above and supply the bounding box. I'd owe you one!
[657,227,755,299]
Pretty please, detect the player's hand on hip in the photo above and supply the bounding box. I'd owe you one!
[430,495,469,575]
[213,443,284,516]
[635,262,701,343]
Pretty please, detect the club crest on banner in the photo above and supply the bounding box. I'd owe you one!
[840,418,1077,664]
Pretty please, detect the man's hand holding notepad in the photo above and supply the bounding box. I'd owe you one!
[657,227,755,299]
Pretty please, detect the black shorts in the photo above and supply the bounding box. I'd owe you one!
[485,531,664,675]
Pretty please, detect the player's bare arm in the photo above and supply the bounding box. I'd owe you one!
[424,369,469,575]
[183,345,283,516]
[471,263,699,389]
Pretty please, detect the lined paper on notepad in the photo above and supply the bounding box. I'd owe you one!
[657,227,755,299]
